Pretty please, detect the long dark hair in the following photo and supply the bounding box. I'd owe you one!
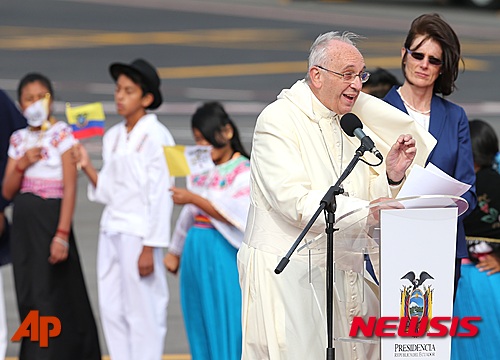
[469,119,499,169]
[191,102,250,159]
[402,13,462,96]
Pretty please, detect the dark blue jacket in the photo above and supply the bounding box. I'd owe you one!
[384,86,477,259]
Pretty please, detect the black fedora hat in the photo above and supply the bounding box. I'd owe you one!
[109,58,162,110]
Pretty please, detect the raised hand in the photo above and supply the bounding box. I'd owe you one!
[385,134,416,183]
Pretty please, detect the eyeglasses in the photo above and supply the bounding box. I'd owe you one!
[315,65,370,83]
[406,48,443,66]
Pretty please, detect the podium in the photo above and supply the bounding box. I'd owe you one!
[296,195,468,360]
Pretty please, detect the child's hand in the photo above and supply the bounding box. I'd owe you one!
[74,143,90,170]
[163,253,180,275]
[170,187,193,205]
[20,147,43,169]
[138,246,154,277]
[48,236,69,264]
[477,254,500,275]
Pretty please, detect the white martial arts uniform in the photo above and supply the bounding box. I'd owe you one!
[238,80,435,360]
[88,114,174,360]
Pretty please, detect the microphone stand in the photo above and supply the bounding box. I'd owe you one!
[275,143,368,360]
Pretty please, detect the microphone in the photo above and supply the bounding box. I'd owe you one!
[340,113,383,161]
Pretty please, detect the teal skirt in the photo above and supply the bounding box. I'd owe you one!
[451,263,500,359]
[180,226,242,360]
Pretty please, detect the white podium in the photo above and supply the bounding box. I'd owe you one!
[297,195,468,360]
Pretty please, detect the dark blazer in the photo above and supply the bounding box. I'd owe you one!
[0,89,27,212]
[384,86,477,258]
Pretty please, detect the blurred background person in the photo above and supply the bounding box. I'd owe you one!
[77,59,174,360]
[362,67,401,98]
[383,13,477,295]
[2,73,101,360]
[164,101,250,360]
[0,89,26,360]
[451,119,500,359]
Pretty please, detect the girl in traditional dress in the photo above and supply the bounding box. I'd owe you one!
[164,102,250,360]
[2,73,101,360]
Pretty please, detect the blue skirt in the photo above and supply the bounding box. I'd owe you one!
[451,263,500,359]
[180,226,242,360]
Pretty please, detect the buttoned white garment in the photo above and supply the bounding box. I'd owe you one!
[88,113,175,247]
[238,80,436,360]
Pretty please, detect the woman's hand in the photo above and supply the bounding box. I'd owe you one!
[48,236,69,264]
[163,253,180,275]
[170,187,194,205]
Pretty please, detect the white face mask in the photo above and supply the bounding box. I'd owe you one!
[24,98,49,127]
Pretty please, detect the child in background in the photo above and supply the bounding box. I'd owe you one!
[164,102,250,360]
[78,59,175,360]
[2,73,101,360]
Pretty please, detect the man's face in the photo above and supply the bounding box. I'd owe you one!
[316,41,366,115]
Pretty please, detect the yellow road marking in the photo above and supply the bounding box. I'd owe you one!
[0,26,491,79]
[156,57,488,79]
[158,61,307,78]
[0,26,300,50]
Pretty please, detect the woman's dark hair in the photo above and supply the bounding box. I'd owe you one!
[402,13,462,96]
[469,119,499,168]
[17,73,54,101]
[191,102,250,159]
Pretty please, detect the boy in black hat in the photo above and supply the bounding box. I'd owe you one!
[78,58,175,360]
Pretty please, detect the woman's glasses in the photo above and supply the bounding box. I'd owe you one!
[406,48,443,66]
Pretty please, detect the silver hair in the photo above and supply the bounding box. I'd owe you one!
[305,31,363,83]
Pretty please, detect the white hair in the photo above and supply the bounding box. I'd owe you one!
[305,31,363,83]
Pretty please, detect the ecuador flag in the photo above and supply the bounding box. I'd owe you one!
[66,102,105,139]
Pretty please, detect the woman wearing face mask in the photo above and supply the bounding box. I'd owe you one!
[2,73,101,360]
[163,102,250,360]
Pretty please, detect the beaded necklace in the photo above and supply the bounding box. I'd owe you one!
[398,89,431,115]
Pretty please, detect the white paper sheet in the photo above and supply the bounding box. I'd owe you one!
[397,163,471,199]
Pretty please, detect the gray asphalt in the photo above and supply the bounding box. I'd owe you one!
[1,0,499,358]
